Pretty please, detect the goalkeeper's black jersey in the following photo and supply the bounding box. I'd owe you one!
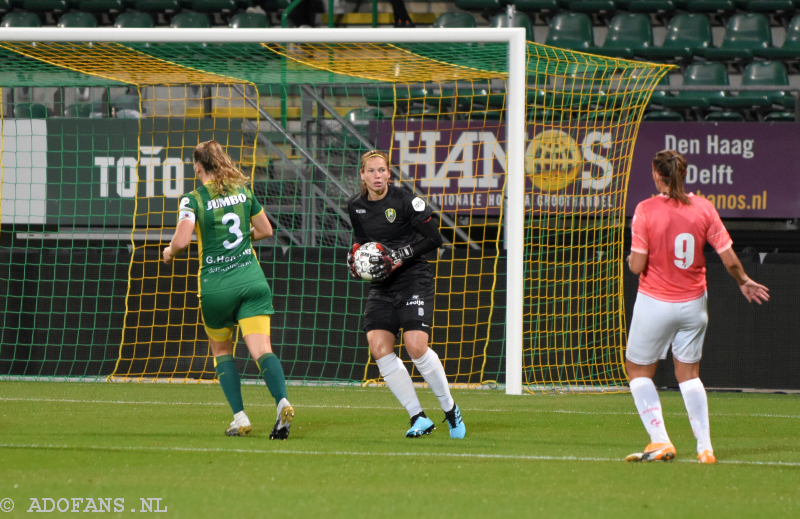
[347,184,434,266]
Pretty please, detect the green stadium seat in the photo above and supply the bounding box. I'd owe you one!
[754,14,800,60]
[454,82,506,110]
[544,13,594,51]
[0,0,12,12]
[639,13,711,61]
[512,0,570,19]
[79,0,123,13]
[22,0,68,13]
[343,108,386,148]
[57,11,97,27]
[229,11,269,28]
[763,111,796,122]
[1,11,41,26]
[489,12,534,41]
[432,12,476,28]
[366,87,434,109]
[719,61,795,110]
[685,0,736,14]
[597,13,652,59]
[191,0,236,12]
[454,0,504,11]
[260,0,289,10]
[642,109,684,121]
[627,0,677,16]
[698,13,772,61]
[134,0,179,14]
[659,61,729,111]
[64,102,105,118]
[14,102,48,119]
[114,10,154,27]
[704,111,746,121]
[170,12,211,28]
[568,0,618,22]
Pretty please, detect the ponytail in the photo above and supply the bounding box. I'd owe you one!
[652,149,691,206]
[193,140,249,196]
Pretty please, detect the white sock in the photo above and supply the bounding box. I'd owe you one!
[630,377,671,444]
[679,378,712,454]
[233,410,250,426]
[376,353,423,417]
[412,349,455,413]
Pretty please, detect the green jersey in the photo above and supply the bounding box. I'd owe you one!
[178,181,266,295]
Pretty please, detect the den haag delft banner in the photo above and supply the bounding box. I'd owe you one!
[0,118,246,226]
[375,121,800,219]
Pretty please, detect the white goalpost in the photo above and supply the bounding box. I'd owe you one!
[0,27,527,394]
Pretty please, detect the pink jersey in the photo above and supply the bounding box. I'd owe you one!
[631,193,733,303]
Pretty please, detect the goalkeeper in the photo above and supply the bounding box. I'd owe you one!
[346,149,465,439]
[162,140,294,440]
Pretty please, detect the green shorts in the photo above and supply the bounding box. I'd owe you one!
[199,280,275,330]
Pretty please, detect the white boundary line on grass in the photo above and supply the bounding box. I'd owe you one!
[2,443,799,468]
[2,397,799,419]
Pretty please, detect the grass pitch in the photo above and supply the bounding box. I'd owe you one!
[0,382,797,518]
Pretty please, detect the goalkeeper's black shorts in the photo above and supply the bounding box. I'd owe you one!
[362,262,434,336]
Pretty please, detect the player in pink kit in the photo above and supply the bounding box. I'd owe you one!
[624,149,769,464]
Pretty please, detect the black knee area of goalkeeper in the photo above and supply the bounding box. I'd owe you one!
[401,320,431,336]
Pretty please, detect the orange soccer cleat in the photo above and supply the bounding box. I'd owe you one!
[698,450,716,464]
[625,442,676,462]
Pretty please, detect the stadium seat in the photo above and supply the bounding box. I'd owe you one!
[627,0,678,18]
[512,0,570,20]
[639,13,711,61]
[57,11,97,27]
[685,0,736,14]
[489,12,534,41]
[454,0,504,11]
[114,10,154,27]
[597,13,652,58]
[79,0,123,13]
[22,0,68,14]
[1,11,41,26]
[170,12,211,28]
[110,90,141,118]
[659,61,729,111]
[0,0,10,12]
[704,111,746,121]
[432,12,476,28]
[698,13,772,62]
[134,0,179,15]
[229,11,269,28]
[64,102,105,118]
[643,109,684,121]
[754,14,800,60]
[13,102,48,119]
[192,0,236,12]
[764,111,796,121]
[734,61,794,108]
[544,13,594,51]
[454,81,505,110]
[343,108,386,148]
[568,0,618,19]
[744,0,795,25]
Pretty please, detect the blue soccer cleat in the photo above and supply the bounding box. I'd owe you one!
[443,404,466,439]
[406,412,435,438]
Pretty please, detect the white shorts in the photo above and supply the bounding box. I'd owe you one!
[625,292,708,365]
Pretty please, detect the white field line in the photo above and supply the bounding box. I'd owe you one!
[1,397,799,420]
[1,443,799,468]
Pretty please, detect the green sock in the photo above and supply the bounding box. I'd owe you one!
[257,353,288,406]
[214,354,244,414]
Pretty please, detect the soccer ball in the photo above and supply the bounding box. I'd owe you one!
[353,242,383,281]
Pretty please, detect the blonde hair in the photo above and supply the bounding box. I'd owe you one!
[193,140,248,196]
[359,150,391,195]
[652,149,691,206]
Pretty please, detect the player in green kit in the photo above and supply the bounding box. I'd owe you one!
[163,140,294,440]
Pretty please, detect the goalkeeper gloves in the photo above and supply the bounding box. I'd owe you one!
[347,243,361,279]
[370,244,413,281]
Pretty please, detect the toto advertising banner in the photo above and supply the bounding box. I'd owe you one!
[374,121,800,219]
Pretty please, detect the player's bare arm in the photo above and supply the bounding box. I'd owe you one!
[718,248,770,304]
[627,251,648,275]
[163,218,195,264]
[250,211,273,242]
